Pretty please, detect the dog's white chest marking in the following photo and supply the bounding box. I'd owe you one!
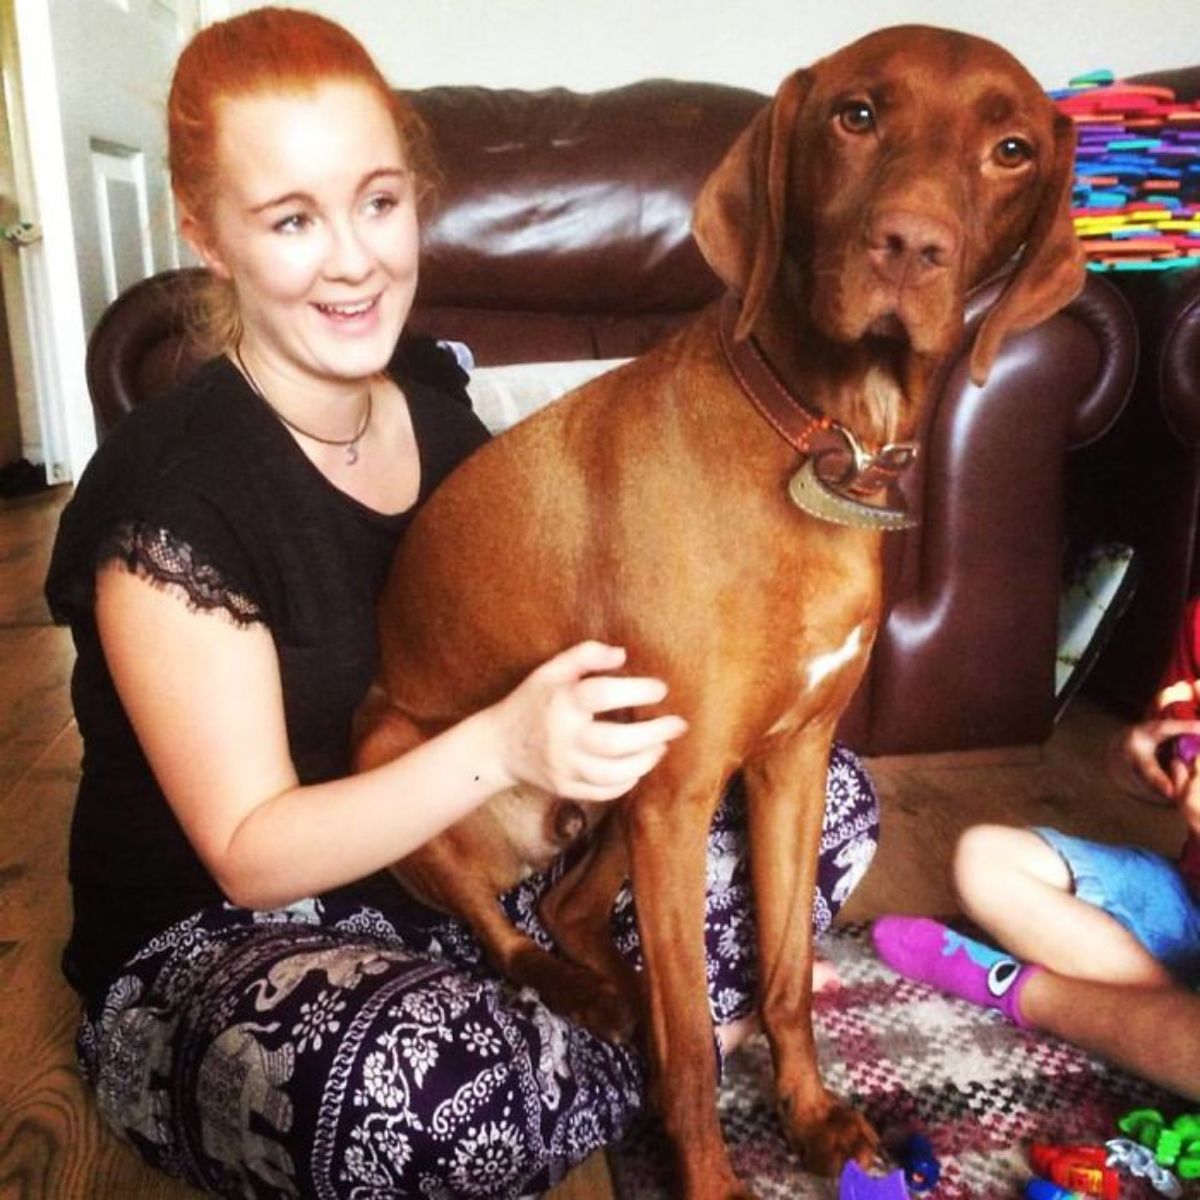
[764,623,870,738]
[805,623,866,692]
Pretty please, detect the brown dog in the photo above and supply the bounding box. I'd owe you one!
[355,24,1085,1197]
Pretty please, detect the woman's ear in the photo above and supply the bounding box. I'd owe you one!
[180,208,231,280]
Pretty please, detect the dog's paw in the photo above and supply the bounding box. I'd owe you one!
[563,974,640,1043]
[522,956,640,1043]
[780,1090,879,1177]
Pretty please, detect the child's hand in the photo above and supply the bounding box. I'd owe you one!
[1110,716,1200,805]
[1181,769,1200,836]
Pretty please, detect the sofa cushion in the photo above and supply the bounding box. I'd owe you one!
[406,81,766,365]
[466,358,630,433]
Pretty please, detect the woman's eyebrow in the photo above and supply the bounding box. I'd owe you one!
[249,167,408,214]
[250,189,314,214]
[361,165,408,185]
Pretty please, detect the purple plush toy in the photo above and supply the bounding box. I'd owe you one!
[838,1161,911,1199]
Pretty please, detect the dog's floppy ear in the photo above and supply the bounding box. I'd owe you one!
[969,112,1087,386]
[693,70,813,341]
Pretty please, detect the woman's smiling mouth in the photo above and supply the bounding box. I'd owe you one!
[314,295,380,320]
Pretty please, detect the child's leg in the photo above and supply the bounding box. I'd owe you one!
[953,824,1174,986]
[1018,972,1200,1102]
[871,914,1038,1025]
[873,823,1185,1029]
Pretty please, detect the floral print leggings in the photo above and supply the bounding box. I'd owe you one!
[79,748,879,1199]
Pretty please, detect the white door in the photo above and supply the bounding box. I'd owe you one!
[7,0,210,483]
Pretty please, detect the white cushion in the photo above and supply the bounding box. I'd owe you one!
[465,359,630,434]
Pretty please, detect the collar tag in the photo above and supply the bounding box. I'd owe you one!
[788,460,917,531]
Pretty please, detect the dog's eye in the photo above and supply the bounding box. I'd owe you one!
[837,101,876,134]
[992,137,1034,168]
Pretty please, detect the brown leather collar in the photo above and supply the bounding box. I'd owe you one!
[717,292,919,531]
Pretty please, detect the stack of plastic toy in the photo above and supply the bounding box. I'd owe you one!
[1051,70,1200,272]
[1023,1109,1200,1198]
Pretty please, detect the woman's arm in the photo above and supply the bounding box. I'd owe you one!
[97,565,685,910]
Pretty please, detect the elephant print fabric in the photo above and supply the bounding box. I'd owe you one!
[75,762,878,1197]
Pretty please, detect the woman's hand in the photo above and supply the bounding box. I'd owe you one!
[485,641,688,801]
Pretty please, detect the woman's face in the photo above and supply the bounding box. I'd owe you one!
[191,79,419,391]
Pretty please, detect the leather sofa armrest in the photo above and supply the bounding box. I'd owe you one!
[838,273,1137,753]
[1149,271,1200,446]
[85,268,208,437]
[1118,64,1200,444]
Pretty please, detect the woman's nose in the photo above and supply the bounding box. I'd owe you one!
[324,219,373,280]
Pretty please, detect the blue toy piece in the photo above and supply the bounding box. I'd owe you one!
[1024,1180,1084,1199]
[838,1161,910,1199]
[894,1133,941,1191]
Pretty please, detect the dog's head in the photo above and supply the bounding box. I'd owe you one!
[694,25,1086,385]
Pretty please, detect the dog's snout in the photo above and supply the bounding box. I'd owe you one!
[867,209,959,286]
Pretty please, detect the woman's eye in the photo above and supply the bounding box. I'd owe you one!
[838,101,876,134]
[992,137,1034,168]
[365,193,398,217]
[272,213,311,235]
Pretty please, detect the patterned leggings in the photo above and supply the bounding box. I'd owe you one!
[79,749,879,1199]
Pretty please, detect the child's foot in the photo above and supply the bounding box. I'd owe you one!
[871,915,1037,1027]
[813,956,841,994]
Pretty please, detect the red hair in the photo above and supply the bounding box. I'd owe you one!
[167,6,434,351]
[169,6,433,226]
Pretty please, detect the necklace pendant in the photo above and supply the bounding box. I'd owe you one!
[345,442,360,466]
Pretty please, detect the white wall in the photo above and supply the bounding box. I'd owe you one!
[228,1,1199,94]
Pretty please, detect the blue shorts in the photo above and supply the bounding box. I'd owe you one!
[1034,826,1200,986]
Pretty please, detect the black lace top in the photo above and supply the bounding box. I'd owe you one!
[45,341,490,1004]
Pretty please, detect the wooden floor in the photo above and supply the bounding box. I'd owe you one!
[0,486,1187,1199]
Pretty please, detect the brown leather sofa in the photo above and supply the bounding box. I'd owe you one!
[1068,65,1200,718]
[84,80,1138,755]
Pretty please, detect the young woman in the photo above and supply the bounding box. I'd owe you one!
[46,9,881,1195]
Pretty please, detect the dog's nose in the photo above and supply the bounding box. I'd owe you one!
[867,209,958,286]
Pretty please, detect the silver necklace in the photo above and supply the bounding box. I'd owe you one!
[234,343,373,466]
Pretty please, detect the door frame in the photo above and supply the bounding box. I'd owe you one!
[6,0,91,484]
[1,0,227,485]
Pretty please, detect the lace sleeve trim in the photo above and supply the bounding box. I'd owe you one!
[97,519,264,627]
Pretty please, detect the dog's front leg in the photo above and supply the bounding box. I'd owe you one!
[627,770,752,1200]
[743,727,878,1176]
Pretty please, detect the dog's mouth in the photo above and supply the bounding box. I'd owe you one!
[860,294,960,359]
[811,272,960,359]
[864,310,911,347]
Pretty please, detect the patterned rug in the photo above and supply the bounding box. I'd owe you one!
[608,923,1191,1199]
